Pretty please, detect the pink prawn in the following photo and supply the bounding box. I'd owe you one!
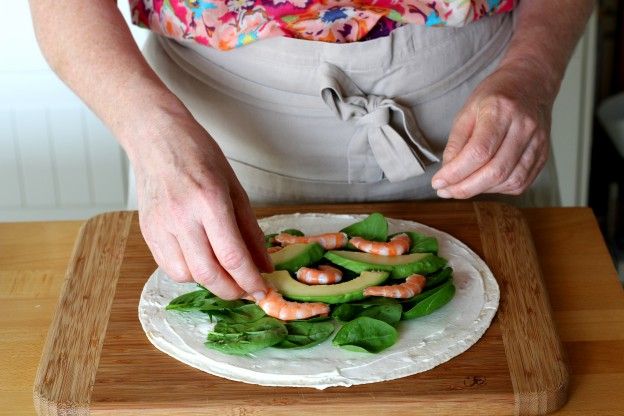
[349,233,410,256]
[363,274,426,298]
[255,289,330,320]
[275,232,348,250]
[296,265,343,285]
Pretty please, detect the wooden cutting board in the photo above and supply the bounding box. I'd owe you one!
[33,202,568,416]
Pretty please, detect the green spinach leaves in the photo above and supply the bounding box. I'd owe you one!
[332,317,398,353]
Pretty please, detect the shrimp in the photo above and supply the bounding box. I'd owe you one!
[266,246,283,254]
[256,289,330,320]
[363,274,426,298]
[349,233,410,256]
[296,265,343,285]
[275,232,348,250]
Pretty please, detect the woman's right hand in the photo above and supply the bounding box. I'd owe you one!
[128,109,272,300]
[29,0,271,300]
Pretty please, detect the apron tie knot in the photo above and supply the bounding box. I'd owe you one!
[319,62,439,183]
[356,98,390,129]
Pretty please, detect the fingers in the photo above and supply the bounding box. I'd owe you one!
[231,187,273,274]
[175,220,245,300]
[140,217,193,283]
[433,121,530,199]
[442,108,476,164]
[486,137,549,195]
[202,194,268,299]
[432,101,512,192]
[154,231,194,283]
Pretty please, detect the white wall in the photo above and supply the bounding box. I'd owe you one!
[0,2,146,221]
[551,11,597,206]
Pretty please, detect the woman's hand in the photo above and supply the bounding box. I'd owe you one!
[129,109,272,300]
[431,64,554,199]
[430,0,595,200]
[29,0,271,300]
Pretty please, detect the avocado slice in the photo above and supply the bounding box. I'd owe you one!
[263,270,389,304]
[269,243,325,274]
[324,250,447,279]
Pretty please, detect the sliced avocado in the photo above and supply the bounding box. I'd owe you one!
[324,250,447,279]
[269,243,325,273]
[263,270,389,304]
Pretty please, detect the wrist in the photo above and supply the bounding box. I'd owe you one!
[496,53,562,105]
[115,87,194,164]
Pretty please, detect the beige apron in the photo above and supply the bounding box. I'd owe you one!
[128,12,559,208]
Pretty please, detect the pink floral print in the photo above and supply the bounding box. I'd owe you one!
[130,0,516,50]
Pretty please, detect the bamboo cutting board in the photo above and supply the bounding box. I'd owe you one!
[33,202,568,416]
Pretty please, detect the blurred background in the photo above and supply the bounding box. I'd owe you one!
[0,2,622,280]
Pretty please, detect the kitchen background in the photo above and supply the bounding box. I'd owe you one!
[0,2,622,281]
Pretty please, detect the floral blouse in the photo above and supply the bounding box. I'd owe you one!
[130,0,515,51]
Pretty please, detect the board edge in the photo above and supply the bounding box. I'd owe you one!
[474,202,569,416]
[33,211,135,416]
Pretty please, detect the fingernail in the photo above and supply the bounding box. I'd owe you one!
[251,290,266,301]
[437,189,451,199]
[432,179,447,190]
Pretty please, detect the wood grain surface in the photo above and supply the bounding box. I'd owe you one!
[0,203,622,416]
[474,203,568,414]
[34,202,556,415]
[32,212,133,415]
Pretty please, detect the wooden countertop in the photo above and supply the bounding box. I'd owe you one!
[1,207,623,415]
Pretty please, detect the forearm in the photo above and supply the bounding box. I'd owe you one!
[28,0,188,159]
[499,0,594,100]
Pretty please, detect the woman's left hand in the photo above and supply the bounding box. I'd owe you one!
[431,64,555,199]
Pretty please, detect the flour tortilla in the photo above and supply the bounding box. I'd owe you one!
[138,213,499,389]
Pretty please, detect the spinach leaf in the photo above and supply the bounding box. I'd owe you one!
[166,287,248,314]
[205,317,287,355]
[331,304,362,322]
[349,297,400,306]
[332,300,402,326]
[291,315,332,323]
[406,232,438,254]
[387,231,438,254]
[166,289,215,311]
[264,233,277,248]
[280,228,304,236]
[332,316,398,353]
[341,213,388,242]
[360,304,402,326]
[425,267,453,289]
[402,282,456,320]
[198,297,246,314]
[273,320,335,349]
[216,304,266,324]
[401,279,453,305]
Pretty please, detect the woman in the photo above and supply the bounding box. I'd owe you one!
[29,1,593,301]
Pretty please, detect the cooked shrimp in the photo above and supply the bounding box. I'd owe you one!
[256,289,330,320]
[363,274,426,298]
[266,246,283,254]
[350,233,410,256]
[275,232,348,250]
[296,265,343,285]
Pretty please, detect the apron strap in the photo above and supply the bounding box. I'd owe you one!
[319,62,439,183]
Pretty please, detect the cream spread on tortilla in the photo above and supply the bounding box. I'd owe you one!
[138,213,499,389]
